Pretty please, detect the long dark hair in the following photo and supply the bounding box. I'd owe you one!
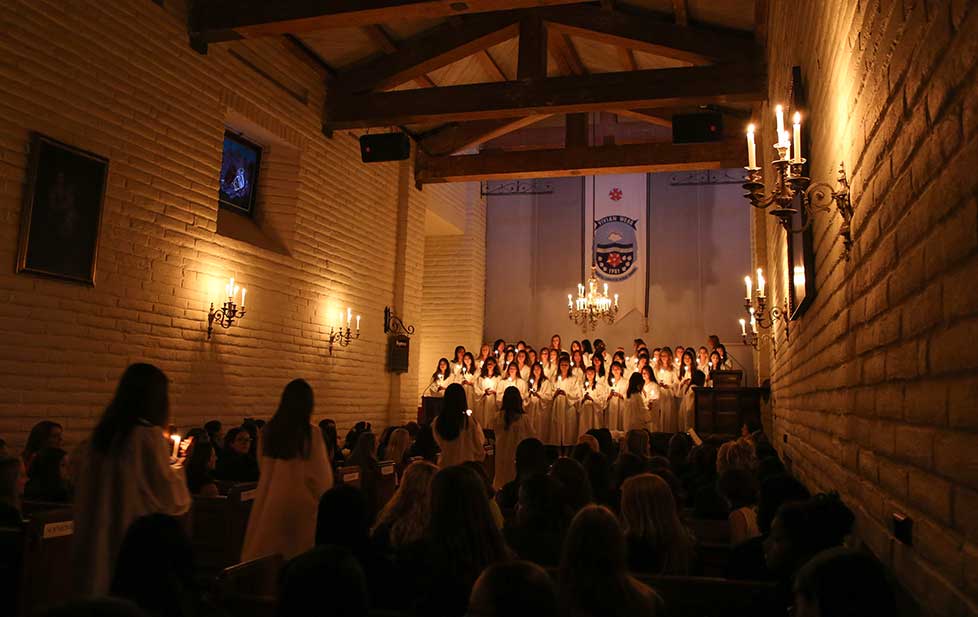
[529,362,547,387]
[626,372,645,397]
[461,352,477,375]
[680,349,697,379]
[480,357,500,378]
[24,447,70,502]
[93,364,169,453]
[591,354,606,378]
[263,379,314,460]
[23,421,62,463]
[559,505,637,617]
[608,361,625,386]
[453,346,466,364]
[501,386,524,429]
[435,383,469,441]
[432,357,451,382]
[318,419,337,461]
[185,441,215,494]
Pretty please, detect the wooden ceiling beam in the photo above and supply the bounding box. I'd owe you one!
[360,25,436,88]
[614,108,672,128]
[331,13,520,93]
[565,113,588,147]
[618,47,638,72]
[541,5,753,64]
[517,13,548,80]
[673,0,689,26]
[420,115,551,156]
[478,50,508,81]
[549,32,587,75]
[416,138,745,183]
[191,0,583,43]
[325,61,765,129]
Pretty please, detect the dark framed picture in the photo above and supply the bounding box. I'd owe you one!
[788,65,817,320]
[17,133,109,285]
[218,131,262,215]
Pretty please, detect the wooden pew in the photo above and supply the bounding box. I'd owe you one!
[336,465,362,489]
[686,516,730,544]
[217,553,283,617]
[634,574,780,617]
[191,482,257,578]
[377,461,397,508]
[483,443,496,486]
[15,506,75,616]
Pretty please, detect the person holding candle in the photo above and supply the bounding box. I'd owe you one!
[549,356,582,456]
[716,344,733,371]
[452,346,467,377]
[493,339,507,359]
[432,384,487,468]
[605,361,628,431]
[476,344,492,371]
[578,366,609,438]
[497,362,529,418]
[655,347,680,433]
[570,349,587,381]
[424,358,456,399]
[591,353,607,380]
[697,347,712,381]
[540,347,556,381]
[624,372,652,432]
[493,386,534,490]
[515,349,531,381]
[459,352,479,411]
[527,347,538,367]
[475,358,501,430]
[526,362,555,439]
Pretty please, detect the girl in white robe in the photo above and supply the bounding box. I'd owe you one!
[697,346,711,380]
[540,348,557,381]
[527,349,538,369]
[475,357,501,429]
[623,372,651,432]
[516,349,532,381]
[605,362,628,431]
[570,349,587,381]
[494,386,535,490]
[458,352,480,412]
[424,358,456,398]
[678,350,703,431]
[497,362,529,413]
[640,365,660,428]
[476,344,492,371]
[578,366,609,437]
[549,358,582,453]
[656,347,681,433]
[526,362,554,439]
[708,351,723,386]
[451,346,467,377]
[591,353,608,382]
[433,384,486,467]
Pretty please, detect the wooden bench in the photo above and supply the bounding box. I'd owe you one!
[336,465,362,489]
[191,482,257,578]
[686,516,730,545]
[483,443,496,485]
[635,574,780,617]
[10,506,75,616]
[217,553,283,617]
[377,460,397,507]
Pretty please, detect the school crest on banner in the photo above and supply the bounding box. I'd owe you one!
[594,215,637,280]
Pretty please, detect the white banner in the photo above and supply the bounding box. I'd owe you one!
[583,174,648,321]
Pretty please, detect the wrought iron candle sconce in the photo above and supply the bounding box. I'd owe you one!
[329,307,360,355]
[208,277,246,340]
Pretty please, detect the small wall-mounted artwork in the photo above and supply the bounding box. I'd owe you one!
[17,133,108,285]
[219,131,262,216]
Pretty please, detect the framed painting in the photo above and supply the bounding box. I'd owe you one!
[17,133,108,285]
[788,66,817,319]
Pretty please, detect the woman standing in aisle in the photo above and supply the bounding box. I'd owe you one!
[494,387,534,490]
[433,384,486,467]
[550,356,582,455]
[526,362,554,439]
[624,372,651,432]
[656,347,680,433]
[578,366,609,438]
[475,357,501,430]
[424,358,456,399]
[678,353,704,432]
[498,361,529,412]
[606,361,628,431]
[458,352,479,412]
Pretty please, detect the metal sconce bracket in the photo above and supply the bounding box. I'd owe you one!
[384,306,415,337]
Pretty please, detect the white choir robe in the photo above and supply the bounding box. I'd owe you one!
[605,378,628,431]
[497,376,530,412]
[474,376,500,429]
[525,379,554,439]
[656,367,680,433]
[543,361,557,382]
[452,362,466,377]
[549,376,582,447]
[642,381,661,430]
[678,378,697,431]
[457,371,479,411]
[697,361,711,383]
[424,373,457,398]
[494,414,534,490]
[519,364,531,381]
[624,392,651,431]
[435,416,486,467]
[578,381,609,437]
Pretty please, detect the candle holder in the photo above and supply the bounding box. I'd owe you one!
[568,265,619,331]
[207,300,246,339]
[328,324,359,355]
[743,293,790,342]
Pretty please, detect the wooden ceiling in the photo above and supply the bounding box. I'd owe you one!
[190,0,767,184]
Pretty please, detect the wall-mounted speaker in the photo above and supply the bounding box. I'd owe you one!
[360,133,411,163]
[672,112,724,144]
[388,335,410,373]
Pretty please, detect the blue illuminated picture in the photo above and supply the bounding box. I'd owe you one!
[218,131,261,214]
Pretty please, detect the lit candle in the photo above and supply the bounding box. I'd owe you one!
[740,318,747,336]
[170,434,181,458]
[775,105,785,139]
[568,294,573,308]
[228,277,234,299]
[233,285,239,302]
[603,283,608,296]
[757,268,766,296]
[793,112,802,163]
[746,124,757,168]
[356,314,361,331]
[241,288,246,307]
[744,275,752,300]
[346,307,352,326]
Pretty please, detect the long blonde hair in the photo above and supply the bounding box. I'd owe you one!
[371,460,437,547]
[620,473,692,575]
[385,428,411,465]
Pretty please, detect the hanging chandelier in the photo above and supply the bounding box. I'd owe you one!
[568,266,619,330]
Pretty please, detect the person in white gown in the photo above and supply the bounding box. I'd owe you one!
[578,366,609,437]
[624,372,651,432]
[515,349,532,381]
[640,365,660,430]
[678,349,704,431]
[72,363,192,596]
[656,347,680,433]
[458,352,480,411]
[527,348,538,369]
[475,357,501,429]
[433,383,486,467]
[697,346,711,381]
[570,349,587,381]
[715,344,734,371]
[526,362,554,439]
[606,362,628,431]
[540,347,556,381]
[549,357,582,454]
[424,358,456,398]
[242,379,333,561]
[476,344,492,371]
[451,346,467,377]
[497,362,529,414]
[707,351,723,386]
[591,353,607,381]
[493,386,534,490]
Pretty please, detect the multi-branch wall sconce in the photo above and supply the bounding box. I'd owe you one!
[743,106,855,261]
[329,307,360,354]
[207,277,247,340]
[739,268,789,349]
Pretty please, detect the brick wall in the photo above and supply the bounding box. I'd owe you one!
[0,0,483,446]
[758,0,978,613]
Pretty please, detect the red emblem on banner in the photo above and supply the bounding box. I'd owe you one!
[609,187,623,201]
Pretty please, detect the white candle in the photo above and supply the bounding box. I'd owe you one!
[746,124,757,168]
[613,293,619,307]
[603,283,608,295]
[568,294,573,308]
[240,288,246,307]
[793,112,802,163]
[170,434,181,457]
[775,105,785,138]
[346,307,352,326]
[757,268,766,296]
[356,315,361,330]
[739,318,747,336]
[228,277,234,299]
[744,275,752,300]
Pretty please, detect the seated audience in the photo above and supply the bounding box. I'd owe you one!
[318,418,343,466]
[494,386,534,489]
[371,460,438,552]
[73,363,191,596]
[183,440,218,497]
[549,456,593,514]
[793,547,897,617]
[203,420,223,457]
[215,427,259,483]
[588,428,617,462]
[399,464,510,617]
[22,420,64,472]
[278,545,368,617]
[685,443,727,519]
[404,421,420,440]
[0,438,8,458]
[375,425,397,460]
[406,423,439,463]
[718,468,761,544]
[503,474,567,567]
[462,460,505,528]
[384,427,411,477]
[580,450,614,508]
[433,384,486,467]
[24,447,72,502]
[495,437,548,522]
[110,514,199,617]
[559,505,663,617]
[242,379,332,561]
[620,473,694,575]
[346,431,382,523]
[624,429,651,459]
[0,457,25,526]
[344,421,372,457]
[468,561,558,617]
[717,438,757,474]
[666,432,693,477]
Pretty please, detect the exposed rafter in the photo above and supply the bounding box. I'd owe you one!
[420,115,551,156]
[614,108,672,128]
[673,0,689,26]
[360,25,436,88]
[517,13,548,80]
[477,50,508,80]
[416,138,746,183]
[325,62,765,130]
[549,32,587,75]
[618,47,638,71]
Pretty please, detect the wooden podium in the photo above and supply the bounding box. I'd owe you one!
[420,396,444,425]
[694,387,765,438]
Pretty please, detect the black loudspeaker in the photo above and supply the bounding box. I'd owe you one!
[360,133,411,162]
[672,112,724,144]
[388,335,410,373]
